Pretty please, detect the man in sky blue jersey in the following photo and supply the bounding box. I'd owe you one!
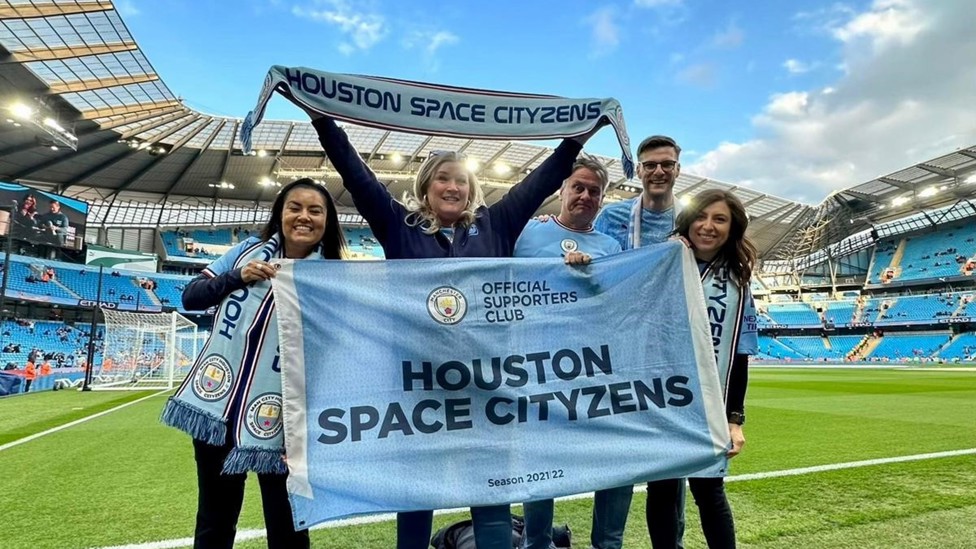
[513,155,623,549]
[593,134,688,548]
[514,155,621,264]
[594,135,682,250]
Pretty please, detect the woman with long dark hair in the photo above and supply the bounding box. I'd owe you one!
[645,189,759,549]
[162,178,346,549]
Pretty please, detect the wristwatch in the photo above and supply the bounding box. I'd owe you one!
[728,412,745,425]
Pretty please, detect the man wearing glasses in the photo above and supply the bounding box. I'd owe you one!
[594,135,682,250]
[591,135,686,548]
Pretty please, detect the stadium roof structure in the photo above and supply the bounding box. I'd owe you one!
[0,1,973,263]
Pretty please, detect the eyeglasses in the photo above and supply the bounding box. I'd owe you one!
[640,160,678,173]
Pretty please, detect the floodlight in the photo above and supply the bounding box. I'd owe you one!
[918,187,938,198]
[493,162,511,176]
[465,158,480,172]
[892,196,910,206]
[390,152,403,164]
[679,195,693,206]
[10,103,33,119]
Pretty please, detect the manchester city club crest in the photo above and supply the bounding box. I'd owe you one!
[426,286,468,325]
[560,239,579,253]
[245,393,283,440]
[191,355,233,401]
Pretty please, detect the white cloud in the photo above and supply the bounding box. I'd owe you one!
[832,0,925,50]
[783,58,814,74]
[292,0,386,52]
[402,30,459,71]
[764,92,809,117]
[676,63,716,88]
[686,0,976,204]
[585,7,621,57]
[712,21,744,49]
[115,0,139,17]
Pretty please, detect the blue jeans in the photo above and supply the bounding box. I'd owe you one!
[398,505,513,549]
[522,485,633,549]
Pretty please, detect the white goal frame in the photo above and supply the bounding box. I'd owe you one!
[91,309,204,391]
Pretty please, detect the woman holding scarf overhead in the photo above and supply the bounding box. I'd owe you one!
[162,179,347,549]
[309,113,596,549]
[645,189,758,549]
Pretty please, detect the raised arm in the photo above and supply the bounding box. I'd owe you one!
[490,139,583,248]
[311,116,404,244]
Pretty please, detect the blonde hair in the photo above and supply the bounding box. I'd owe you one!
[402,151,485,234]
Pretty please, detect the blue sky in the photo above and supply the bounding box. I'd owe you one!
[117,0,976,204]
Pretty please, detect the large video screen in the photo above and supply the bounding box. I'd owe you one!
[0,182,89,251]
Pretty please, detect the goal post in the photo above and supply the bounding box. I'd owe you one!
[92,309,206,391]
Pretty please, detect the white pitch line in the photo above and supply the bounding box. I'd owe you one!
[95,447,976,549]
[0,390,167,453]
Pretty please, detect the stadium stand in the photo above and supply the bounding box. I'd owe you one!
[764,303,821,327]
[823,300,857,326]
[868,332,949,360]
[939,332,976,361]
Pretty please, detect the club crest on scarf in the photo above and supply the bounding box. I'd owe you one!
[245,393,283,440]
[427,286,467,325]
[192,355,234,401]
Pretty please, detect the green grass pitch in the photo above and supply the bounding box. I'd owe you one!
[2,367,974,548]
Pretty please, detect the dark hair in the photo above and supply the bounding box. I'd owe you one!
[637,135,682,158]
[261,178,347,259]
[675,189,757,286]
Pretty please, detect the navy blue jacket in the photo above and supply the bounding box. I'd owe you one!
[313,117,582,259]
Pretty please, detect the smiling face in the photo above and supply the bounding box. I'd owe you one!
[280,187,327,258]
[689,199,732,262]
[558,167,604,229]
[425,160,471,227]
[636,145,680,205]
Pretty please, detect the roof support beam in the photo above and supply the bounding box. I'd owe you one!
[917,163,956,178]
[366,130,390,164]
[0,1,113,19]
[840,189,885,204]
[742,194,768,208]
[477,143,512,178]
[95,106,186,132]
[877,176,914,191]
[79,100,182,120]
[1,41,138,63]
[679,177,712,197]
[105,115,205,198]
[160,119,224,204]
[48,73,159,94]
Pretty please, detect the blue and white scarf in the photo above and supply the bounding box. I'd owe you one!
[240,66,635,178]
[699,259,745,403]
[629,195,683,250]
[161,235,321,474]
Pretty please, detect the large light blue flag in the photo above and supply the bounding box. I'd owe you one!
[272,242,730,529]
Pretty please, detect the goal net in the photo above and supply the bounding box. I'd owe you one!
[92,309,206,390]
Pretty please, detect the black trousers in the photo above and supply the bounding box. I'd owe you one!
[192,436,309,549]
[646,477,736,549]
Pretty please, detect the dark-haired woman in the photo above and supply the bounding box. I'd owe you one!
[162,179,346,549]
[645,189,759,549]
